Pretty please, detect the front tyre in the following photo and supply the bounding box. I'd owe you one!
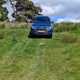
[48,34,52,38]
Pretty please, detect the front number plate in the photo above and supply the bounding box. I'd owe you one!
[38,30,46,32]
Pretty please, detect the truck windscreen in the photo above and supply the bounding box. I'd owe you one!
[33,17,51,26]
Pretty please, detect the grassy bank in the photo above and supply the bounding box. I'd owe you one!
[0,23,80,80]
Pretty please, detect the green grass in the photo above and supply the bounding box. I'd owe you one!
[0,25,80,80]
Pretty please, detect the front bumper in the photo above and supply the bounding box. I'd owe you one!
[31,29,52,36]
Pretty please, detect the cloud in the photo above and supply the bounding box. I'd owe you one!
[56,18,80,23]
[40,5,54,15]
[32,0,80,19]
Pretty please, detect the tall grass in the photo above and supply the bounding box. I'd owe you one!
[54,22,80,32]
[60,32,77,43]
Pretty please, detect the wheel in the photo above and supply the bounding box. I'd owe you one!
[48,34,52,38]
[28,30,33,38]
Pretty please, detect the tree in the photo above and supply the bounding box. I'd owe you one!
[15,0,42,21]
[0,0,7,21]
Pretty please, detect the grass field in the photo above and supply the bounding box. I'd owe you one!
[0,24,80,80]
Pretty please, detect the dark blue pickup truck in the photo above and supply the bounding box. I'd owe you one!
[30,16,53,38]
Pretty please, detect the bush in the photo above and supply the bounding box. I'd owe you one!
[54,23,78,32]
[0,23,5,29]
[0,32,4,39]
[61,33,77,43]
[9,23,27,29]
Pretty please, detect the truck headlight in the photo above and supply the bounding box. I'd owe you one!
[47,27,52,30]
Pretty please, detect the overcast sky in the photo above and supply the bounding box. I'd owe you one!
[32,0,80,19]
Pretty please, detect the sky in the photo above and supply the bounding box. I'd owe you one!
[32,0,80,22]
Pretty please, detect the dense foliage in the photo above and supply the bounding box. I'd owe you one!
[0,0,7,21]
[15,0,42,21]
